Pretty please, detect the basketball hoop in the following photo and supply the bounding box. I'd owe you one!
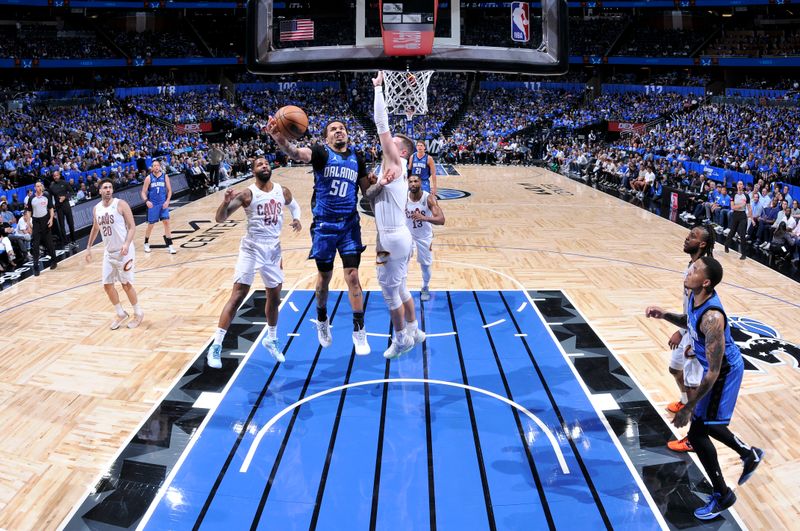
[383,69,434,116]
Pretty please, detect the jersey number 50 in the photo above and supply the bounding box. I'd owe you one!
[329,180,349,198]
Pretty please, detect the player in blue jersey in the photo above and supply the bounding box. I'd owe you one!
[140,160,176,254]
[646,256,763,520]
[408,140,437,195]
[268,117,371,355]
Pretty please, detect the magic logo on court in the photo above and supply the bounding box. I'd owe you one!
[729,316,800,374]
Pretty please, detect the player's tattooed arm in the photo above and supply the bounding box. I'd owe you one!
[687,310,725,407]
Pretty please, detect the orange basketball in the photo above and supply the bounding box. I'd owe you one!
[274,105,308,140]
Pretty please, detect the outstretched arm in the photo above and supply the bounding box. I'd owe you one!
[645,306,688,328]
[266,117,312,162]
[373,71,402,169]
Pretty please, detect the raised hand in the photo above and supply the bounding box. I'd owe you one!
[372,70,384,87]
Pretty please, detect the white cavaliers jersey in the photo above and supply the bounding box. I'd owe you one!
[244,183,285,243]
[95,198,128,253]
[375,164,409,231]
[405,191,433,240]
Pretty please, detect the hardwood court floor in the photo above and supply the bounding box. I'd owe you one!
[0,166,798,530]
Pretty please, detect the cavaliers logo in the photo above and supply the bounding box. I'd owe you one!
[729,316,800,373]
[123,259,134,272]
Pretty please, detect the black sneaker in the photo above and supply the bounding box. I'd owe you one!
[738,447,764,485]
[33,267,40,277]
[694,489,736,520]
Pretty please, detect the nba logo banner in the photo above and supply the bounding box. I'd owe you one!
[511,2,529,43]
[670,192,679,210]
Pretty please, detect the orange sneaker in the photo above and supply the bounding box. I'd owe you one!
[666,400,685,413]
[667,436,694,452]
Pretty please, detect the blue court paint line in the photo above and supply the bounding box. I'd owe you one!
[474,290,607,529]
[375,294,431,531]
[144,290,319,529]
[249,293,361,529]
[449,290,553,528]
[422,291,493,530]
[212,293,349,527]
[310,296,393,530]
[142,290,666,531]
[501,290,661,530]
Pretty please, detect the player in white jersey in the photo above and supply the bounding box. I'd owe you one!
[367,71,425,360]
[206,158,301,368]
[85,178,143,330]
[405,174,445,302]
[658,225,715,452]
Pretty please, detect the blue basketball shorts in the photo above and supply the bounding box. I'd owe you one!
[309,215,365,263]
[693,362,743,425]
[147,202,170,224]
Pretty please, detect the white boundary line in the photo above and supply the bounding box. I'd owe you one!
[134,268,320,531]
[239,378,570,475]
[482,318,505,329]
[57,288,260,531]
[559,291,749,531]
[437,258,670,530]
[426,331,457,337]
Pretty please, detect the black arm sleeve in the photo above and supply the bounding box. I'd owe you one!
[356,152,367,179]
[310,144,329,174]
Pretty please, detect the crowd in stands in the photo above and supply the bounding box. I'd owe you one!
[616,27,710,57]
[109,30,206,58]
[2,66,800,278]
[570,17,627,56]
[706,26,800,57]
[129,91,248,125]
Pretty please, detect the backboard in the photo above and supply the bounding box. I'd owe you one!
[247,0,568,76]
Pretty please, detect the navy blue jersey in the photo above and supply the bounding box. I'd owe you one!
[687,291,743,372]
[310,144,366,219]
[147,173,168,203]
[410,153,431,182]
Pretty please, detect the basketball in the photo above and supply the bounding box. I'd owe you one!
[274,105,308,140]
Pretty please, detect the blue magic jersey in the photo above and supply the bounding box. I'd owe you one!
[686,291,743,372]
[147,173,168,203]
[311,145,362,219]
[410,153,431,183]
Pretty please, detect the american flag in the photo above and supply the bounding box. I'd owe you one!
[279,19,315,42]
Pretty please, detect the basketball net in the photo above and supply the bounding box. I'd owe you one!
[383,69,434,116]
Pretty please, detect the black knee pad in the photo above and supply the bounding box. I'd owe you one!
[341,253,361,270]
[315,259,335,273]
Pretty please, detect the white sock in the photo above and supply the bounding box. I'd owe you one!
[681,392,688,404]
[213,327,227,346]
[406,320,418,333]
[394,327,407,344]
[132,304,142,315]
[268,325,278,340]
[114,303,126,316]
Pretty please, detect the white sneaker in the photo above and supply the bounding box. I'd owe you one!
[144,242,151,253]
[384,335,414,359]
[207,344,222,369]
[723,228,731,236]
[111,312,129,330]
[410,327,426,346]
[352,328,370,355]
[316,318,332,348]
[168,245,177,254]
[262,336,285,362]
[127,312,144,329]
[420,287,431,302]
